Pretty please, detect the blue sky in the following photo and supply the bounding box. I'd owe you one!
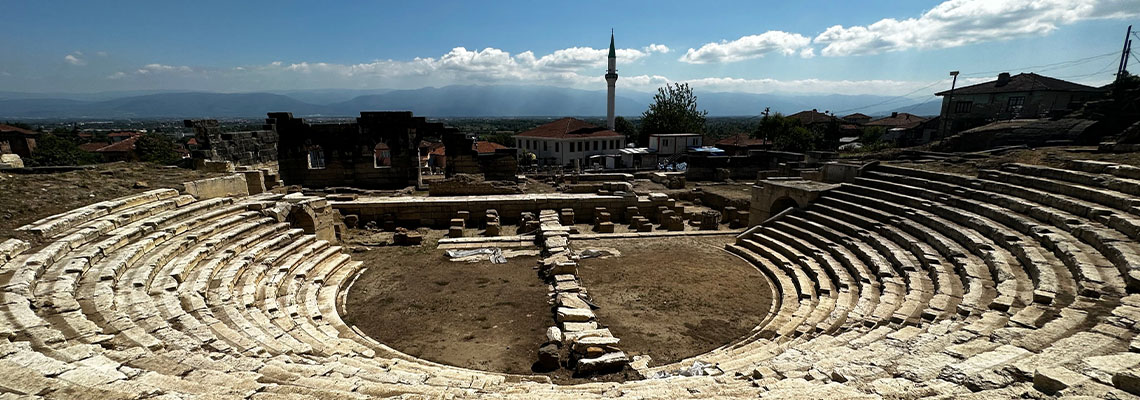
[1,0,1137,99]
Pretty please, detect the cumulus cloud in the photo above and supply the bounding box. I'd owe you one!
[64,53,86,66]
[814,0,1140,56]
[679,31,812,64]
[644,44,671,54]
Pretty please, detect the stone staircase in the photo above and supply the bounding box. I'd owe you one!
[0,160,1139,398]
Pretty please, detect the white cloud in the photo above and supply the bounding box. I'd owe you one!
[135,64,193,74]
[106,72,126,80]
[679,31,812,64]
[644,44,671,54]
[96,51,108,57]
[0,71,11,77]
[814,0,1140,56]
[64,53,86,66]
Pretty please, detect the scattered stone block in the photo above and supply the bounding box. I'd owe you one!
[449,218,465,228]
[699,210,722,230]
[546,327,563,343]
[1115,368,1140,396]
[556,307,594,323]
[456,211,470,222]
[596,222,615,233]
[485,222,500,237]
[562,321,599,332]
[537,343,560,371]
[561,328,613,344]
[448,227,464,238]
[576,351,629,374]
[557,293,591,309]
[343,214,359,229]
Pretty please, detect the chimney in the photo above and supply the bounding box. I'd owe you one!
[996,72,1011,86]
[891,112,898,118]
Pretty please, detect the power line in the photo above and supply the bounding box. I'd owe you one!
[1057,58,1120,80]
[831,78,949,114]
[962,51,1117,77]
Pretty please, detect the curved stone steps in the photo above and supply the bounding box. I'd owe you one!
[828,188,1033,313]
[773,219,881,326]
[805,203,932,324]
[871,165,1125,298]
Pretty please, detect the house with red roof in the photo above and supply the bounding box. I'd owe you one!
[514,117,625,167]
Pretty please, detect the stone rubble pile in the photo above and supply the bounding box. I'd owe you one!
[535,209,630,375]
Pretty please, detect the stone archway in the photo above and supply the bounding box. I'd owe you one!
[770,196,800,215]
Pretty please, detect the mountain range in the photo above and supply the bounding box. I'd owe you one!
[0,85,942,119]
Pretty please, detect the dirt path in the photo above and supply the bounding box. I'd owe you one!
[577,235,773,366]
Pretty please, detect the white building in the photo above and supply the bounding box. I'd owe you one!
[514,118,625,167]
[648,133,703,156]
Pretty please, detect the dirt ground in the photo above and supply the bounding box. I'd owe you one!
[576,235,772,366]
[343,230,550,376]
[342,230,773,382]
[0,162,223,241]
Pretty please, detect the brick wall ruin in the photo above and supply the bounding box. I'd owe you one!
[270,111,458,190]
[185,119,278,167]
[442,132,519,181]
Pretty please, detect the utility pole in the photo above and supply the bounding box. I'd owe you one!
[1118,25,1132,79]
[939,71,959,139]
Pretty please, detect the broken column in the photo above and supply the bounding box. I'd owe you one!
[699,210,722,230]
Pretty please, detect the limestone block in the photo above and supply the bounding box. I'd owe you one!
[448,227,464,238]
[557,293,591,309]
[561,321,598,332]
[1034,366,1088,395]
[571,336,620,353]
[0,238,30,264]
[182,174,249,200]
[596,222,615,233]
[576,351,629,373]
[557,307,594,323]
[485,222,500,237]
[561,328,612,344]
[449,218,465,228]
[1114,368,1140,395]
[546,327,563,343]
[536,343,560,371]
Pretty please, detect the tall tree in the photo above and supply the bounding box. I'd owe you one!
[638,83,707,146]
[613,116,637,145]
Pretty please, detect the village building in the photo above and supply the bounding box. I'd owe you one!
[936,72,1105,135]
[647,133,702,156]
[514,117,625,167]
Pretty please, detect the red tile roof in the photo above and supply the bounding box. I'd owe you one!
[865,113,928,129]
[186,138,198,146]
[787,110,836,125]
[515,117,622,139]
[109,131,140,138]
[78,142,111,152]
[95,136,139,153]
[475,141,507,154]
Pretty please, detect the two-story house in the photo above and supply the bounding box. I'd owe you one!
[514,117,625,167]
[936,72,1104,136]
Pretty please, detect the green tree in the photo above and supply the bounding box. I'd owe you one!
[639,83,707,146]
[859,126,887,145]
[752,112,823,152]
[27,133,97,166]
[613,116,637,145]
[135,133,182,165]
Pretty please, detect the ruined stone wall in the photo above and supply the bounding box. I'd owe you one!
[442,132,518,181]
[185,119,278,166]
[331,192,675,228]
[271,111,457,190]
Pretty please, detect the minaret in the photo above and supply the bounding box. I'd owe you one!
[605,30,618,131]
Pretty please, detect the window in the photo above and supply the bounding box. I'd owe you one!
[602,140,607,150]
[374,142,391,168]
[1007,96,1025,112]
[593,141,599,151]
[307,148,325,169]
[663,139,670,147]
[555,142,559,152]
[543,141,548,152]
[954,101,973,113]
[577,142,583,152]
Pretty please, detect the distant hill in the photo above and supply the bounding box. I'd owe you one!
[0,85,941,119]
